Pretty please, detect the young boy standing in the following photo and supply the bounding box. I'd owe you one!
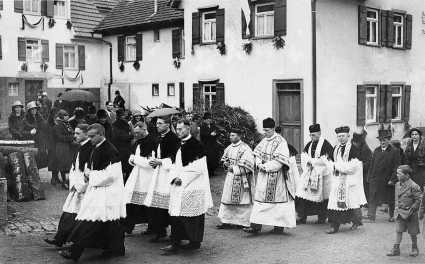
[387,165,423,257]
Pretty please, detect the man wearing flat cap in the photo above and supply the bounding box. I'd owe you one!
[296,124,334,224]
[217,128,255,229]
[327,126,367,234]
[365,128,400,222]
[243,118,296,234]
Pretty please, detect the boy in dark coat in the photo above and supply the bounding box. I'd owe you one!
[365,129,400,222]
[387,165,422,257]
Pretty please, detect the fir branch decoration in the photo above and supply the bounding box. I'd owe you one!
[173,57,181,69]
[242,41,253,55]
[273,35,286,50]
[217,41,226,55]
[133,61,140,70]
[119,61,125,72]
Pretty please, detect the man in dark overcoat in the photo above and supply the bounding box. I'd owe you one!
[365,129,400,222]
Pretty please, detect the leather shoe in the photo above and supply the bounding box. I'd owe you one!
[243,227,260,234]
[44,238,60,247]
[58,249,78,262]
[387,247,400,256]
[409,247,419,257]
[216,224,233,229]
[160,245,179,256]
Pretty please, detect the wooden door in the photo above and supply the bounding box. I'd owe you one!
[277,82,302,154]
[25,80,43,105]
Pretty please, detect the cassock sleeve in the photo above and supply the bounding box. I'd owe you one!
[233,146,254,176]
[133,155,152,168]
[89,162,121,187]
[181,157,207,188]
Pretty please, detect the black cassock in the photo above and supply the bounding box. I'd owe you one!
[296,139,334,222]
[68,140,125,260]
[53,140,93,246]
[122,133,158,233]
[149,130,180,237]
[171,137,206,245]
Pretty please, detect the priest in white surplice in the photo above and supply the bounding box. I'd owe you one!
[217,128,254,229]
[243,118,296,234]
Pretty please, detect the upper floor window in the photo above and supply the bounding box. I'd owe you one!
[26,39,41,62]
[393,14,404,48]
[24,0,41,15]
[202,11,216,43]
[203,84,217,110]
[125,36,137,61]
[255,3,274,37]
[54,0,67,18]
[365,86,377,123]
[63,45,78,70]
[391,86,402,120]
[366,9,379,45]
[8,83,19,97]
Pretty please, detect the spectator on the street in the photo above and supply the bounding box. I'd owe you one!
[391,139,407,165]
[129,110,144,130]
[96,109,113,141]
[352,130,373,203]
[113,90,126,110]
[52,110,75,189]
[112,109,133,182]
[364,128,400,222]
[387,165,422,257]
[200,112,220,177]
[105,101,116,124]
[86,105,98,125]
[405,128,425,190]
[8,101,28,140]
[68,107,87,130]
[53,93,68,111]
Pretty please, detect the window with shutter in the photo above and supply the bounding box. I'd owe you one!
[192,12,201,45]
[390,85,402,121]
[402,85,411,122]
[55,43,63,69]
[392,13,404,48]
[78,45,85,70]
[274,0,287,36]
[255,3,274,38]
[117,36,125,62]
[125,36,137,62]
[216,9,225,43]
[356,85,366,126]
[358,6,368,45]
[24,0,41,15]
[53,0,66,18]
[26,39,42,62]
[404,14,412,49]
[136,34,143,61]
[201,11,217,43]
[62,45,77,69]
[41,39,49,62]
[18,37,27,61]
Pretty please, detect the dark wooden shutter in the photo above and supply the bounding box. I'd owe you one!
[192,12,200,45]
[55,44,63,69]
[179,82,185,109]
[378,85,386,123]
[41,39,49,62]
[216,83,225,106]
[193,83,201,111]
[0,36,2,60]
[46,0,54,17]
[0,0,3,11]
[404,14,412,49]
[402,85,411,122]
[249,4,255,37]
[14,0,23,13]
[241,10,248,39]
[386,11,395,48]
[78,45,85,70]
[356,85,366,126]
[117,36,125,62]
[216,9,225,43]
[172,29,181,58]
[380,10,388,47]
[385,85,393,122]
[136,33,143,61]
[41,0,47,16]
[18,37,26,61]
[358,6,368,45]
[274,0,287,36]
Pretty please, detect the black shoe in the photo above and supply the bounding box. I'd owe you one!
[58,249,78,262]
[216,223,233,230]
[270,227,284,234]
[243,227,261,234]
[180,242,201,250]
[160,245,179,256]
[44,238,60,247]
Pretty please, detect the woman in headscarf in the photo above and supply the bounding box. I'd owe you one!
[8,101,28,140]
[405,128,425,190]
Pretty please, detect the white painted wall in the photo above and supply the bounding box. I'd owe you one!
[102,27,185,111]
[316,0,425,148]
[0,0,106,92]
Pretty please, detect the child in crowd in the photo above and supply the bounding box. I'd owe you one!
[387,165,422,257]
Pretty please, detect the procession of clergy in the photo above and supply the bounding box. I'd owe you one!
[43,115,372,261]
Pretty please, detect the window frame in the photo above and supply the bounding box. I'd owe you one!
[365,85,378,123]
[152,83,160,96]
[23,0,41,15]
[167,83,175,96]
[393,13,404,48]
[8,83,19,97]
[125,35,137,62]
[63,44,78,70]
[391,85,403,121]
[366,9,379,46]
[201,10,217,44]
[203,83,217,111]
[254,2,275,38]
[54,0,68,19]
[26,39,42,63]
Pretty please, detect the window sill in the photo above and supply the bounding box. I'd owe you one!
[391,119,404,123]
[200,42,217,46]
[124,60,137,63]
[250,36,274,40]
[63,68,79,71]
[24,12,42,16]
[392,46,405,50]
[364,43,381,48]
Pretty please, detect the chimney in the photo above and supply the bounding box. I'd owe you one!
[154,0,158,14]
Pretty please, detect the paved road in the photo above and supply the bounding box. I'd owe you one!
[0,170,424,264]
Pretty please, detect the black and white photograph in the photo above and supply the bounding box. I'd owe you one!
[0,0,424,263]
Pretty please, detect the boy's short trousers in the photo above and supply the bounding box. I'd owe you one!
[396,213,420,235]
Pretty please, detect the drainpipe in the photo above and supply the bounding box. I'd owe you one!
[311,0,317,124]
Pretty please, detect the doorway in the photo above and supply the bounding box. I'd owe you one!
[25,80,43,105]
[273,80,303,155]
